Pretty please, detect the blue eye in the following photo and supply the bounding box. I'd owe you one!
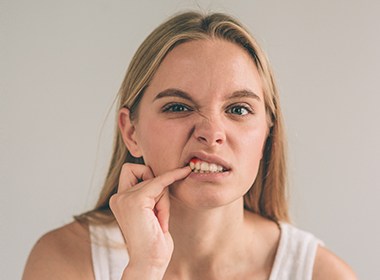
[226,105,252,116]
[163,103,192,112]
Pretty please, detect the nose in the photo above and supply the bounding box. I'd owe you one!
[193,115,226,147]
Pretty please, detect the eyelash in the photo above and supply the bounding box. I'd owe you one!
[161,102,254,116]
[225,104,254,116]
[162,103,193,113]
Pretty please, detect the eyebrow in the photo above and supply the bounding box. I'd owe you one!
[228,89,261,102]
[153,88,261,102]
[154,88,194,102]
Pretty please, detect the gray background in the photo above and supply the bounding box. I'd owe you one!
[1,0,379,279]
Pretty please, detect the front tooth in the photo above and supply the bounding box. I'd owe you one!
[209,163,217,172]
[200,162,209,172]
[195,161,201,170]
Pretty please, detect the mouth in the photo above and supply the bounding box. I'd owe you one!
[188,157,230,174]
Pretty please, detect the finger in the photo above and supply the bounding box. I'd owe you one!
[118,163,155,193]
[143,166,191,199]
[155,189,171,233]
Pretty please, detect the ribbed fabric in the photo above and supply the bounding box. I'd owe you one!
[269,223,323,280]
[89,223,128,280]
[89,222,322,280]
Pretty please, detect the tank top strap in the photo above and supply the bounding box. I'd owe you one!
[269,222,324,280]
[89,223,129,280]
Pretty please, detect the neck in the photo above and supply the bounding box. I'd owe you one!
[164,197,281,279]
[167,198,252,276]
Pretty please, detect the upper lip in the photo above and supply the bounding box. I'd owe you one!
[184,152,232,171]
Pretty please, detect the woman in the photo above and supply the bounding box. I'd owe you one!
[23,11,356,279]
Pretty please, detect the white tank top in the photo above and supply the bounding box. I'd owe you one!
[89,222,322,280]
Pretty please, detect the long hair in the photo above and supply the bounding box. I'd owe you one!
[76,11,289,224]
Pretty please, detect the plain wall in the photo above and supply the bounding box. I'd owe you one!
[1,0,379,278]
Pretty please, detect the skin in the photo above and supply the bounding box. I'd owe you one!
[116,39,274,279]
[127,38,269,211]
[23,39,357,280]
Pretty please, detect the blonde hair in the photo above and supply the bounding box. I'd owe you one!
[76,11,289,224]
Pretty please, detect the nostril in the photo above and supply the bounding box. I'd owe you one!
[193,119,225,146]
[196,135,224,145]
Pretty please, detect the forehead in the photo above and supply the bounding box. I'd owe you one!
[145,39,263,101]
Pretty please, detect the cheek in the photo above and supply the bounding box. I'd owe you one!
[136,118,187,174]
[240,135,265,170]
[234,122,268,179]
[235,119,268,155]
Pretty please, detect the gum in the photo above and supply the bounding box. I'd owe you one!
[189,157,225,173]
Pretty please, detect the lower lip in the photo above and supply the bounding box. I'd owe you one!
[187,170,231,182]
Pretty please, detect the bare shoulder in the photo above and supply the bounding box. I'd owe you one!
[313,245,357,280]
[22,221,94,280]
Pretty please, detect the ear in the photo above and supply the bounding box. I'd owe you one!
[118,108,143,158]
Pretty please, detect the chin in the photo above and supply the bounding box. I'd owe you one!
[169,179,243,210]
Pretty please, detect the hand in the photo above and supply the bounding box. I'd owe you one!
[109,163,191,276]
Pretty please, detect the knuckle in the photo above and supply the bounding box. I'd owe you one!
[109,192,146,216]
[109,194,119,209]
[121,163,133,172]
[110,191,141,209]
[122,162,133,167]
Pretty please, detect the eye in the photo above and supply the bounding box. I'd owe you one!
[226,104,253,116]
[162,103,192,113]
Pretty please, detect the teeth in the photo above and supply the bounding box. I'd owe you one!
[189,159,226,173]
[195,161,201,170]
[200,162,208,171]
[209,163,217,172]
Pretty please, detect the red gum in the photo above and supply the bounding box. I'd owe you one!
[189,157,228,173]
[189,158,201,164]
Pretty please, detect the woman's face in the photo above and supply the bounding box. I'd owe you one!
[124,39,269,209]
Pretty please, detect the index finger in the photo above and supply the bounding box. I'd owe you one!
[142,166,191,199]
[118,163,155,193]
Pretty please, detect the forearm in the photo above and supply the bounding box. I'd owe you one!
[121,262,167,280]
